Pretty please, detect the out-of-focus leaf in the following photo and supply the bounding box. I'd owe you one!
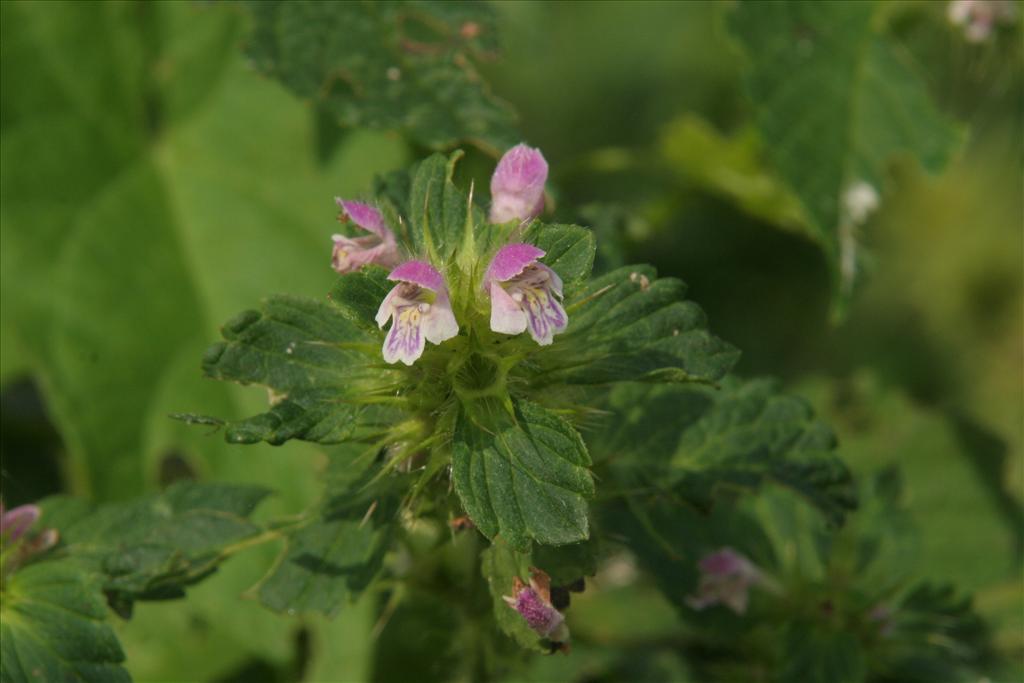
[371,591,461,683]
[243,0,518,152]
[0,560,129,683]
[779,622,866,683]
[452,400,594,550]
[39,482,269,604]
[596,378,857,527]
[728,1,961,308]
[660,114,809,232]
[531,266,740,387]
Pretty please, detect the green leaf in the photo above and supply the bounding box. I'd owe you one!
[198,294,399,445]
[479,541,546,652]
[522,223,597,297]
[371,591,461,683]
[660,114,809,233]
[1,560,129,683]
[405,152,474,263]
[256,515,390,616]
[596,378,857,527]
[243,0,518,152]
[779,622,866,683]
[452,400,594,550]
[256,445,399,616]
[728,1,961,306]
[39,482,269,604]
[531,265,740,387]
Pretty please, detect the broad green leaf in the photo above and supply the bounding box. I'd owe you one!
[660,114,809,233]
[1,2,405,678]
[531,266,740,387]
[243,0,518,152]
[39,482,269,604]
[1,560,129,683]
[595,378,856,527]
[452,400,594,550]
[480,541,546,652]
[728,1,961,305]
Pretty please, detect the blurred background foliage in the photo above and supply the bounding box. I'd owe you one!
[0,1,1020,681]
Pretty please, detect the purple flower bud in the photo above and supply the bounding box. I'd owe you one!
[685,547,769,615]
[331,199,401,274]
[0,502,40,543]
[489,144,548,224]
[484,243,567,345]
[503,567,570,643]
[375,261,459,365]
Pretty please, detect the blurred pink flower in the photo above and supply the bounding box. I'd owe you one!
[331,200,400,274]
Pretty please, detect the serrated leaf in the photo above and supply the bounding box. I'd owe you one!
[405,152,474,262]
[596,378,856,527]
[522,223,597,296]
[327,266,394,333]
[1,560,129,683]
[200,294,399,445]
[38,482,269,603]
[243,0,518,152]
[256,446,398,616]
[531,265,740,387]
[452,400,593,550]
[479,541,546,652]
[728,1,961,306]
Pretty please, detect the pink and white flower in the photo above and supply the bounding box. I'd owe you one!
[331,200,400,274]
[503,567,570,643]
[484,243,567,346]
[948,0,1017,42]
[375,261,459,365]
[489,144,549,224]
[686,547,772,615]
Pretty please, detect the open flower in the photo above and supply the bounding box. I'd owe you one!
[484,243,567,345]
[686,547,772,615]
[489,144,548,224]
[375,261,458,365]
[331,199,400,274]
[503,567,570,644]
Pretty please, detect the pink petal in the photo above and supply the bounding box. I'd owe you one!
[1,504,39,542]
[335,199,390,239]
[698,548,749,577]
[484,243,546,284]
[522,288,567,346]
[489,144,548,224]
[388,260,446,293]
[421,294,460,345]
[489,282,528,335]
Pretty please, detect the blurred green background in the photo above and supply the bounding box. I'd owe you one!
[1,1,1020,681]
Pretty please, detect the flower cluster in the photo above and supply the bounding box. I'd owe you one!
[329,144,566,365]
